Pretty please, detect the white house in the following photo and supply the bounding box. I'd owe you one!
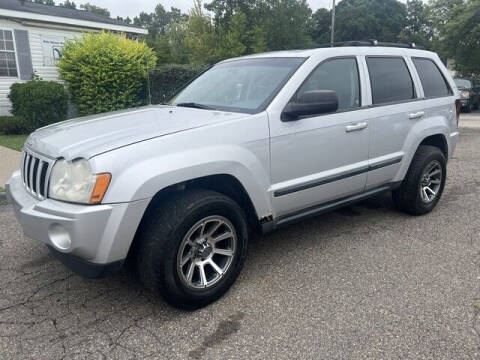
[0,0,147,115]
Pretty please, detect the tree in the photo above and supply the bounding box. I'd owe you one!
[249,25,268,53]
[399,0,433,47]
[167,19,190,64]
[31,0,55,5]
[204,0,259,28]
[425,0,464,60]
[150,35,173,64]
[117,16,132,24]
[80,3,110,17]
[58,0,76,9]
[426,0,464,32]
[261,0,313,50]
[216,10,248,59]
[184,0,217,64]
[133,5,187,40]
[334,0,407,43]
[310,8,331,45]
[441,0,480,75]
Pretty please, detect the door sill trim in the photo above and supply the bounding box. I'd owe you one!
[263,182,401,232]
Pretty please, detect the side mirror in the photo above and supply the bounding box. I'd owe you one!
[282,90,339,121]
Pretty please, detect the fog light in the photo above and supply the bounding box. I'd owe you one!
[48,223,72,250]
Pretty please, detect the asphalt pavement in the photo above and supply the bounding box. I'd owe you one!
[0,113,479,359]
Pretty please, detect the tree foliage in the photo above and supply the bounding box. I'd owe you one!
[58,32,157,115]
[80,3,110,17]
[31,0,55,5]
[441,0,480,75]
[58,0,76,9]
[261,0,313,50]
[133,5,185,39]
[399,0,433,47]
[310,8,331,45]
[333,0,407,43]
[32,0,478,77]
[184,1,218,65]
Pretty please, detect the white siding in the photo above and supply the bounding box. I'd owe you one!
[0,19,83,116]
[0,77,22,115]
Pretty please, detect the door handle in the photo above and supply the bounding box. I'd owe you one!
[409,111,425,119]
[345,122,368,132]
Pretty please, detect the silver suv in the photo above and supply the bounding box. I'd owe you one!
[7,44,460,309]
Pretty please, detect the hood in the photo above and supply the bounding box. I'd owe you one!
[25,105,249,159]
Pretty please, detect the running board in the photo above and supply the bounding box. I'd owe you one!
[262,183,400,232]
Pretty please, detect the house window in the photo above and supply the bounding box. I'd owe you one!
[0,30,18,77]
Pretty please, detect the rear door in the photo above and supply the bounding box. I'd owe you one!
[363,55,423,190]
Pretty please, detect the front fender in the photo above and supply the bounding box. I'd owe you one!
[92,142,273,220]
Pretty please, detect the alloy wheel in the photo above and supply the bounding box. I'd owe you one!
[177,216,237,290]
[419,160,442,203]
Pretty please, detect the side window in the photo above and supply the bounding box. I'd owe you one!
[366,57,415,105]
[297,58,360,111]
[0,30,18,77]
[412,58,452,98]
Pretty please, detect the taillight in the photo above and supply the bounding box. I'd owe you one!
[455,99,461,125]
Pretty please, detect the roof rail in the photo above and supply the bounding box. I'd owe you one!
[317,40,426,50]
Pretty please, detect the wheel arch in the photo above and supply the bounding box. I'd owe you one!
[126,174,263,264]
[145,174,261,231]
[419,134,448,160]
[395,128,450,183]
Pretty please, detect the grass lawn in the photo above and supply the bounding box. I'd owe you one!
[0,134,28,152]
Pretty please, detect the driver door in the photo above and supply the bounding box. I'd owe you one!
[268,56,370,218]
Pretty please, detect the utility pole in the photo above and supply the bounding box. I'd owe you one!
[330,0,336,46]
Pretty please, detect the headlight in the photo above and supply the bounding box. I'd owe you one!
[49,158,111,204]
[460,90,470,99]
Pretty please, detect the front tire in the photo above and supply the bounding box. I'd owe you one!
[136,189,248,310]
[393,145,446,216]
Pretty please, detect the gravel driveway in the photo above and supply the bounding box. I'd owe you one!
[1,119,479,359]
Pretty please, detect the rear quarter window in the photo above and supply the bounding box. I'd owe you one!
[366,57,415,105]
[412,58,452,98]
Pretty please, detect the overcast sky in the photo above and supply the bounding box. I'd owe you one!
[74,0,332,18]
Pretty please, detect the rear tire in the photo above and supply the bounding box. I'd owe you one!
[136,189,248,310]
[393,145,446,216]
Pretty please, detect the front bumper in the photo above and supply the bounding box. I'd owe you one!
[6,171,150,278]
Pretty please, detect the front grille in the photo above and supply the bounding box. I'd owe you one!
[21,149,54,200]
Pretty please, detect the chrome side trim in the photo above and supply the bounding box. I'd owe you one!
[273,156,403,197]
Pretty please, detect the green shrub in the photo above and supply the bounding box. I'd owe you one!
[8,79,68,130]
[58,32,157,115]
[149,64,207,104]
[0,116,34,135]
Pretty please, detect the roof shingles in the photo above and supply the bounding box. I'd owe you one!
[0,0,143,31]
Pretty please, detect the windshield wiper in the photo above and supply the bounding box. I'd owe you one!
[176,102,215,110]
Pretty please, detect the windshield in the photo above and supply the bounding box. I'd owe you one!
[172,57,306,114]
[454,79,472,88]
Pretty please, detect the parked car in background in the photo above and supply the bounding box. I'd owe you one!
[7,42,459,309]
[454,78,480,112]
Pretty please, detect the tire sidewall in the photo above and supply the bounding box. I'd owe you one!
[412,150,447,214]
[154,196,248,307]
